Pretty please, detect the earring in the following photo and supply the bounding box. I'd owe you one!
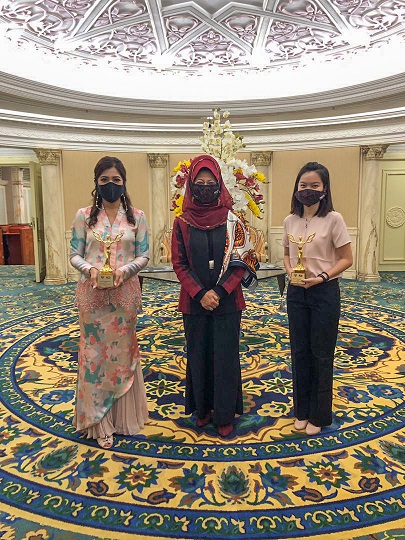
[96,194,103,210]
[217,197,221,206]
[122,193,128,212]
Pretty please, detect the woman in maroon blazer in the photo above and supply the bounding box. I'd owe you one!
[171,154,258,437]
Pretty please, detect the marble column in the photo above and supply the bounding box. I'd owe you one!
[148,153,169,265]
[357,144,389,282]
[11,167,24,223]
[251,151,272,261]
[35,149,67,285]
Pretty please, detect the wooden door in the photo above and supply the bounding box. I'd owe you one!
[29,162,46,282]
[20,226,35,264]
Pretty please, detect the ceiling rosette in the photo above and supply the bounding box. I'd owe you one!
[0,1,404,100]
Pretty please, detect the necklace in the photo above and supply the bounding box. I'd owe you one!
[303,215,315,233]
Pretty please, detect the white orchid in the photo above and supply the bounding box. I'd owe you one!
[171,108,267,218]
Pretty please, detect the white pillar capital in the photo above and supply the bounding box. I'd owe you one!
[35,149,61,166]
[148,153,169,169]
[251,151,272,167]
[360,145,389,161]
[10,167,24,185]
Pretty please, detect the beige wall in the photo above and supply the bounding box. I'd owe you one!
[170,149,360,227]
[62,151,150,229]
[272,147,360,227]
[62,147,360,235]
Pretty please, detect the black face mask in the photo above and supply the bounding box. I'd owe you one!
[97,182,125,203]
[295,188,325,207]
[191,183,220,205]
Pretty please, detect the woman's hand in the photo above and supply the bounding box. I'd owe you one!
[201,290,220,311]
[114,269,125,288]
[293,276,323,289]
[283,249,293,280]
[90,267,99,289]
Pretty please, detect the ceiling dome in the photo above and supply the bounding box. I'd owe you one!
[0,0,404,101]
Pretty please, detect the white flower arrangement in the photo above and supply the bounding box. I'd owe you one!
[171,108,267,219]
[200,108,245,163]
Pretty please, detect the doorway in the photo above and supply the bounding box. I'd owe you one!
[0,149,46,282]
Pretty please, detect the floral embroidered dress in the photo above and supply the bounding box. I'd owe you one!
[70,205,149,439]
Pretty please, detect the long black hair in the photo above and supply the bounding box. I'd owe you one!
[290,161,334,218]
[87,156,136,228]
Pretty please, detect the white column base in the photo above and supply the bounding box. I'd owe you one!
[44,276,67,285]
[357,272,381,282]
[342,269,357,280]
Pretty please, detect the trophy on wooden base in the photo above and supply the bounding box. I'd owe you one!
[92,230,124,288]
[287,232,316,285]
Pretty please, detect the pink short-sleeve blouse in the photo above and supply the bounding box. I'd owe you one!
[282,211,351,279]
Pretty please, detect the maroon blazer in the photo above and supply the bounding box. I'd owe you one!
[172,218,246,315]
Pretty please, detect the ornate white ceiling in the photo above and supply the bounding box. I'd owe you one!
[0,0,404,100]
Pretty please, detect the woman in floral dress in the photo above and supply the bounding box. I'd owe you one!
[70,156,149,448]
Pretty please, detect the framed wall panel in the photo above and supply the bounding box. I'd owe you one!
[379,169,405,270]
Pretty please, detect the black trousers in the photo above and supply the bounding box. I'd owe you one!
[183,311,243,426]
[287,279,340,427]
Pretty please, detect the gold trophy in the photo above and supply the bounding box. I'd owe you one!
[287,232,316,284]
[92,231,124,288]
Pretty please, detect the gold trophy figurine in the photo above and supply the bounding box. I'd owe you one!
[92,230,124,288]
[287,232,316,285]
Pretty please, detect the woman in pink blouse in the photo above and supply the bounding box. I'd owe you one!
[70,156,149,448]
[283,162,353,436]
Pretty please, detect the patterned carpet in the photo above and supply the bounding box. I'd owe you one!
[0,266,404,540]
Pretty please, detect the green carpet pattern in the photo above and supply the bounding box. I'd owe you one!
[0,266,404,540]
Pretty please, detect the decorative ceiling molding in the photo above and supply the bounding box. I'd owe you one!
[0,113,404,152]
[1,71,405,117]
[1,106,404,132]
[0,0,404,100]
